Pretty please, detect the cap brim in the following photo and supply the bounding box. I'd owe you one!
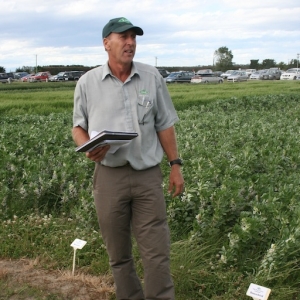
[113,24,143,36]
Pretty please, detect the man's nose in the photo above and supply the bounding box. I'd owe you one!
[126,37,135,44]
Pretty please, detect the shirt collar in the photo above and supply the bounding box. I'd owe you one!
[102,61,140,81]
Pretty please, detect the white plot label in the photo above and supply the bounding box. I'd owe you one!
[70,238,87,250]
[246,283,271,300]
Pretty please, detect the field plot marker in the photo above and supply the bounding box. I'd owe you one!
[70,238,87,276]
[246,283,271,300]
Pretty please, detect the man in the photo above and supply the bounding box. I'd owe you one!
[72,17,184,300]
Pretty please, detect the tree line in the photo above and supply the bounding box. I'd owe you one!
[0,65,94,74]
[1,46,299,74]
[213,46,298,71]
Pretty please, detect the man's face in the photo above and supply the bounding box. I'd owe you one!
[104,30,137,65]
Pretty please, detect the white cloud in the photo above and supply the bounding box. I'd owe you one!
[0,0,299,70]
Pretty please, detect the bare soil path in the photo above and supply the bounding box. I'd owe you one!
[0,258,115,300]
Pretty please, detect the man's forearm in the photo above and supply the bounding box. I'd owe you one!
[72,126,90,147]
[158,126,184,197]
[157,126,179,161]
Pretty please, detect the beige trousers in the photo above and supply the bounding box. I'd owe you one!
[93,163,175,300]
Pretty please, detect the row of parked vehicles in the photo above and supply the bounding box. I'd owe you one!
[0,71,85,83]
[224,68,300,81]
[162,68,300,84]
[2,68,300,84]
[223,68,282,81]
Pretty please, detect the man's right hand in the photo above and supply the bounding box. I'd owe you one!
[86,145,110,163]
[72,126,110,163]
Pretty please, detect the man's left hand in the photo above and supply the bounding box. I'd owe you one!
[168,165,184,197]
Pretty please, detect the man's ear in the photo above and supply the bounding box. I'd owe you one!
[103,38,110,51]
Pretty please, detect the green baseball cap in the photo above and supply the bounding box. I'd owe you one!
[102,17,144,39]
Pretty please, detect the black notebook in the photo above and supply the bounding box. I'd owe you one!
[75,130,138,153]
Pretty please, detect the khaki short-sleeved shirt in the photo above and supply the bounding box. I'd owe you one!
[73,61,179,170]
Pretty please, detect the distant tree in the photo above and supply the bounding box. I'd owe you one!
[214,46,234,72]
[277,61,287,70]
[288,59,298,68]
[16,66,35,73]
[0,66,5,73]
[261,59,276,69]
[249,60,259,69]
[15,67,23,72]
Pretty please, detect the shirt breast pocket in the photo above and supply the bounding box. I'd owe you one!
[137,95,153,125]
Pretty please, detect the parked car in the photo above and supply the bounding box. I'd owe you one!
[249,70,267,80]
[220,70,235,80]
[280,68,300,80]
[21,74,35,82]
[263,69,281,80]
[260,70,272,80]
[49,71,84,82]
[227,71,248,82]
[245,69,256,77]
[252,69,274,80]
[191,73,223,84]
[14,72,29,80]
[49,72,66,82]
[272,69,282,80]
[157,69,169,78]
[0,72,14,83]
[166,71,194,83]
[63,71,85,81]
[28,71,51,82]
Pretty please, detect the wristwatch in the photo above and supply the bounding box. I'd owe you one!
[169,158,183,167]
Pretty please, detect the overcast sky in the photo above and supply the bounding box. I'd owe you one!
[1,0,299,72]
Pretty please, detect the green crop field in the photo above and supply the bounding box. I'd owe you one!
[1,80,300,299]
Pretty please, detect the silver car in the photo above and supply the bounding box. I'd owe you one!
[166,71,194,83]
[260,69,281,80]
[249,70,267,80]
[191,73,223,84]
[220,70,235,79]
[227,71,248,82]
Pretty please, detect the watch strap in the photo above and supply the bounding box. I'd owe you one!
[169,158,183,167]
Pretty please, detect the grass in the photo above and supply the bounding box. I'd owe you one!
[1,80,300,115]
[0,82,75,115]
[168,80,300,109]
[0,280,62,300]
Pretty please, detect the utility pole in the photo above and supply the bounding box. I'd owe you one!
[35,54,37,74]
[155,56,157,67]
[297,53,299,69]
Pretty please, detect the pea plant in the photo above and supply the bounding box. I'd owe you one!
[167,94,300,283]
